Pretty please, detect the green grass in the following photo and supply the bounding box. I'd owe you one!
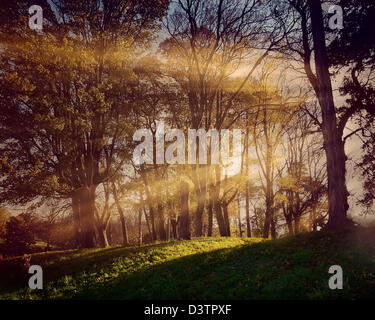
[1,228,375,300]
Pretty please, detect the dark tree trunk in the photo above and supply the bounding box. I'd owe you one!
[294,215,301,235]
[144,207,153,241]
[212,165,227,236]
[244,122,252,238]
[72,191,82,248]
[156,202,167,241]
[138,208,142,245]
[112,183,128,245]
[286,214,294,236]
[106,219,113,245]
[166,218,170,241]
[214,201,227,236]
[263,196,273,239]
[308,0,352,229]
[310,206,318,231]
[97,225,109,248]
[222,204,231,237]
[79,186,96,248]
[170,218,178,239]
[283,200,294,236]
[148,204,157,241]
[270,218,277,239]
[245,182,251,237]
[237,197,243,237]
[207,197,213,237]
[192,165,207,237]
[194,197,205,237]
[142,173,157,241]
[179,180,191,240]
[118,208,128,246]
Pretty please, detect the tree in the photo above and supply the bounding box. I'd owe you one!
[0,207,10,238]
[111,179,129,246]
[270,0,358,228]
[95,183,115,247]
[0,0,170,248]
[179,179,191,240]
[307,0,352,228]
[161,0,283,237]
[278,111,326,235]
[38,200,68,249]
[327,0,375,211]
[250,61,298,238]
[4,213,36,255]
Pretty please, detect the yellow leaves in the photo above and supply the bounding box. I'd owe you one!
[0,154,14,173]
[3,71,18,82]
[36,64,49,75]
[42,175,60,192]
[54,120,65,131]
[3,71,36,93]
[34,113,65,132]
[275,192,289,204]
[1,155,8,166]
[277,174,301,193]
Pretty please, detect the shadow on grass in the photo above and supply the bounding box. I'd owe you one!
[0,240,184,294]
[72,230,375,300]
[2,229,375,300]
[0,238,230,294]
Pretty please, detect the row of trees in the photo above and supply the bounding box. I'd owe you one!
[0,0,374,249]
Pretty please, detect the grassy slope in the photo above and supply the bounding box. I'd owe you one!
[0,228,375,300]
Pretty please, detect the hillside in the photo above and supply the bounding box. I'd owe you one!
[1,228,375,300]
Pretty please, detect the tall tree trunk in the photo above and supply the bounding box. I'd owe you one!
[245,182,251,237]
[97,224,109,248]
[214,201,226,236]
[143,179,157,241]
[179,180,191,240]
[222,204,231,237]
[285,207,294,236]
[166,218,170,241]
[311,205,317,231]
[148,204,157,241]
[212,165,227,236]
[170,218,178,239]
[79,186,96,248]
[293,195,301,234]
[207,197,213,237]
[237,197,242,237]
[193,165,207,237]
[72,191,82,248]
[156,202,167,241]
[245,119,251,237]
[294,215,301,235]
[138,208,142,245]
[112,183,128,245]
[308,0,352,229]
[106,219,113,245]
[263,193,273,238]
[144,207,153,241]
[118,207,128,246]
[194,195,205,237]
[270,218,277,239]
[287,219,294,236]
